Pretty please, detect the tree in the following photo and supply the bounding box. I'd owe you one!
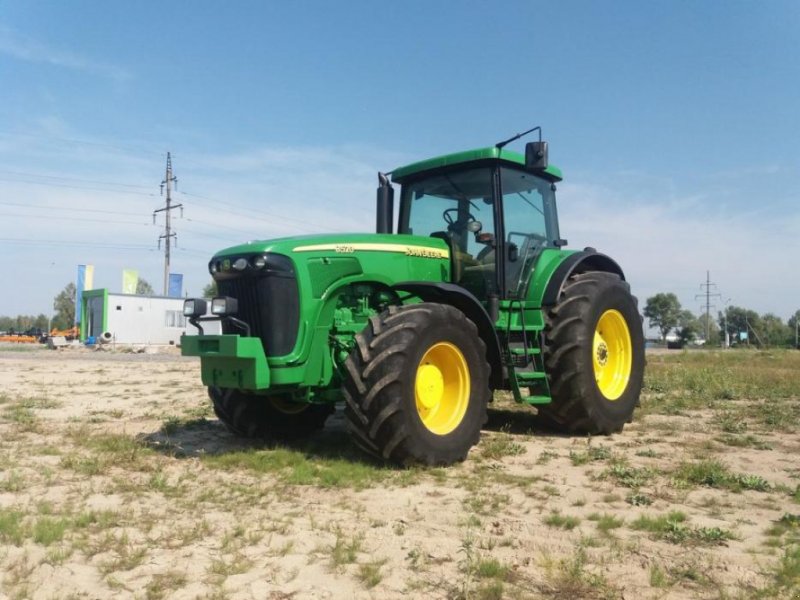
[52,282,76,329]
[758,313,790,347]
[677,310,702,345]
[719,306,761,346]
[644,293,683,341]
[696,313,720,345]
[136,278,155,296]
[789,310,800,348]
[202,280,218,298]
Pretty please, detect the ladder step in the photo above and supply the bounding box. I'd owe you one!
[509,347,540,355]
[516,371,547,380]
[521,395,552,405]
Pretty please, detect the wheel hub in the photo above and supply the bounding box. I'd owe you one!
[596,342,609,366]
[416,363,445,409]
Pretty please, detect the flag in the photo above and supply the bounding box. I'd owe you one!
[122,269,138,294]
[168,273,183,298]
[75,265,87,325]
[84,265,94,291]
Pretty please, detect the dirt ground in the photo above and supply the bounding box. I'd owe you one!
[1,344,799,599]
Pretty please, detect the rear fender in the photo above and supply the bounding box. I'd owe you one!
[541,251,625,307]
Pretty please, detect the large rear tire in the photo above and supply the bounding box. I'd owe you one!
[208,387,333,441]
[539,272,644,434]
[343,303,491,466]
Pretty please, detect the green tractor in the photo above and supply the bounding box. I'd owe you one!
[181,128,645,465]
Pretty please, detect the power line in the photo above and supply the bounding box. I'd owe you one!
[0,212,155,227]
[0,170,152,189]
[0,176,157,197]
[0,237,155,249]
[0,200,144,217]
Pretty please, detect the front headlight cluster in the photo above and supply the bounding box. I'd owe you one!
[183,296,238,317]
[208,254,287,275]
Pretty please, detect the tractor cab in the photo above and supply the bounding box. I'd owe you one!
[385,143,564,303]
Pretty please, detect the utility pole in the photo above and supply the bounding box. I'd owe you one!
[153,152,183,296]
[695,270,721,343]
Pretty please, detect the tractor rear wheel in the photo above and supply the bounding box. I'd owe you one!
[343,303,491,466]
[208,387,333,440]
[539,272,644,434]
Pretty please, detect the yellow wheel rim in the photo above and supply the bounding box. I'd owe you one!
[269,397,308,415]
[593,309,632,400]
[415,342,470,435]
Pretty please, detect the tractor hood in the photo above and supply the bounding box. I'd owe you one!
[212,233,450,261]
[209,233,452,288]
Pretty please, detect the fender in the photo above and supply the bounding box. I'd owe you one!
[541,251,625,306]
[392,281,504,389]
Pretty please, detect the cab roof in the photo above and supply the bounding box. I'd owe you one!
[391,146,563,183]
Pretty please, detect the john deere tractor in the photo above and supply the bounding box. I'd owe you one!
[181,128,645,465]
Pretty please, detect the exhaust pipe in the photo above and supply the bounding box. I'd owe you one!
[376,172,394,234]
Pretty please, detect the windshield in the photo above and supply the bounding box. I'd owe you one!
[398,167,497,298]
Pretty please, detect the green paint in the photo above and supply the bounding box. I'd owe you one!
[80,288,108,341]
[181,335,270,389]
[391,146,562,182]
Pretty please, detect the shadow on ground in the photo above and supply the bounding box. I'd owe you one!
[139,410,391,467]
[140,403,567,466]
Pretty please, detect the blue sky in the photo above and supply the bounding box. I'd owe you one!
[1,1,798,324]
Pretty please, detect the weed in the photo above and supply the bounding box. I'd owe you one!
[32,517,69,546]
[606,462,655,488]
[543,512,581,530]
[626,492,652,506]
[480,429,525,460]
[145,571,187,600]
[0,508,27,545]
[329,529,363,568]
[588,513,624,534]
[631,511,735,546]
[358,560,386,588]
[570,445,611,466]
[673,460,771,492]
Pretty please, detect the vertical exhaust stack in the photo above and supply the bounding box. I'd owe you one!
[376,172,394,234]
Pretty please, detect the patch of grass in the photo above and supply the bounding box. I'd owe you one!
[716,434,772,450]
[32,517,69,546]
[202,447,393,489]
[0,508,27,545]
[0,470,26,492]
[357,560,386,588]
[145,571,187,600]
[631,511,735,546]
[569,445,612,466]
[543,512,581,530]
[480,433,525,461]
[588,513,624,534]
[626,492,652,506]
[537,450,557,464]
[539,545,618,598]
[606,462,655,488]
[329,529,363,568]
[673,460,771,492]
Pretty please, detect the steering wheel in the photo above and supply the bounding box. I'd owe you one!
[442,207,477,230]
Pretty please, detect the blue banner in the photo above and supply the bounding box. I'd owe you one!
[168,273,183,298]
[75,265,86,325]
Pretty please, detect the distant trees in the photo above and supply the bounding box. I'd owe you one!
[202,280,218,298]
[52,282,77,330]
[644,294,798,348]
[136,278,155,296]
[643,293,683,341]
[0,314,48,333]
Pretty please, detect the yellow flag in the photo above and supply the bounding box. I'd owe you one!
[84,265,95,291]
[122,269,138,294]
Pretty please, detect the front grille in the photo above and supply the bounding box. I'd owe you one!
[218,273,300,357]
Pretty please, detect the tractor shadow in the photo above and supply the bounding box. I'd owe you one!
[138,409,392,468]
[140,404,569,466]
[485,405,570,438]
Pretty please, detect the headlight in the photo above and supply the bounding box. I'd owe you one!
[232,258,248,271]
[209,260,218,274]
[251,255,267,269]
[183,298,207,317]
[211,296,239,316]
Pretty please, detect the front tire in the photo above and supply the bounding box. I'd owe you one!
[208,387,333,441]
[539,272,645,434]
[343,303,491,466]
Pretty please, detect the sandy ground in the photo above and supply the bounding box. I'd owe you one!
[0,344,798,599]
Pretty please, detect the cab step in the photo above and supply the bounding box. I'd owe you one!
[521,394,551,405]
[515,371,547,381]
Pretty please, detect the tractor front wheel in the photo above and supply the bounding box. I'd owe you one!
[208,387,333,440]
[539,271,645,434]
[343,303,491,465]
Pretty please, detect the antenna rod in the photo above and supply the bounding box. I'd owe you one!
[495,125,541,150]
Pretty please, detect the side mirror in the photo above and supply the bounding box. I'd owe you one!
[525,141,548,170]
